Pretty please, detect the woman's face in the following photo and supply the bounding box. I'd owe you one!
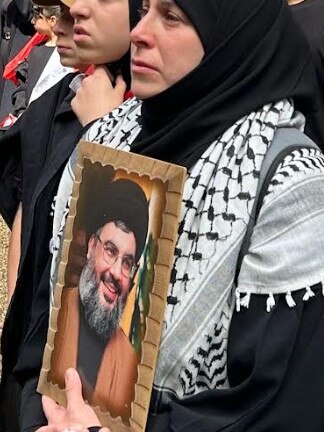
[131,0,204,99]
[53,5,84,69]
[31,9,56,36]
[69,0,130,65]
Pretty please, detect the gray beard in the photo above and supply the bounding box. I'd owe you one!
[79,257,126,344]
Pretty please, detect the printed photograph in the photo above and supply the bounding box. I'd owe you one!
[38,142,186,431]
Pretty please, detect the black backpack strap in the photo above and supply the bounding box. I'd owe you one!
[235,127,319,283]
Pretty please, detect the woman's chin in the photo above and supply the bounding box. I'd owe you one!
[131,78,165,100]
[132,87,158,100]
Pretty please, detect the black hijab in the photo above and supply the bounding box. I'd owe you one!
[108,0,142,88]
[132,0,321,168]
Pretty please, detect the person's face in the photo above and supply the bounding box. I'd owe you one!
[87,221,136,311]
[69,0,130,65]
[31,10,56,35]
[130,0,204,99]
[53,5,83,68]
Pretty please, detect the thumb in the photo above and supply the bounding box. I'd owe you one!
[114,74,127,94]
[42,395,62,422]
[65,368,85,411]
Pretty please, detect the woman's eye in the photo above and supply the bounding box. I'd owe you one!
[163,9,183,24]
[138,6,149,19]
[166,12,179,21]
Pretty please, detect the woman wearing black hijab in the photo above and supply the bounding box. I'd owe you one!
[0,1,141,431]
[48,0,324,430]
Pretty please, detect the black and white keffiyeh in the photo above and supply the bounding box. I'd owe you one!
[50,97,324,409]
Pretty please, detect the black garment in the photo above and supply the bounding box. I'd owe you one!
[0,73,82,432]
[0,0,139,428]
[129,0,324,430]
[0,0,34,74]
[291,0,324,153]
[0,0,34,119]
[107,0,141,89]
[78,302,106,390]
[132,0,323,169]
[11,43,55,116]
[147,287,324,431]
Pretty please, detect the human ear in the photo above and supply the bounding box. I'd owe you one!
[49,15,57,26]
[87,235,96,260]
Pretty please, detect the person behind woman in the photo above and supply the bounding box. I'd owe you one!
[1,0,88,322]
[0,5,63,128]
[0,0,35,120]
[0,1,87,429]
[10,4,62,118]
[0,1,141,431]
[49,0,324,431]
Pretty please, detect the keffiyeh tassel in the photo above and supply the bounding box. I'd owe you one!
[240,292,251,309]
[266,292,275,312]
[235,290,251,311]
[235,288,241,312]
[285,291,296,308]
[303,286,315,301]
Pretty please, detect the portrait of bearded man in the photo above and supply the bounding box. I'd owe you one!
[49,178,149,422]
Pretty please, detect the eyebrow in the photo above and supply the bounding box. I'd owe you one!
[143,0,175,7]
[160,0,175,6]
[103,239,117,249]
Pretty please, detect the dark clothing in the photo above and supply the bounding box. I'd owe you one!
[147,286,324,432]
[11,43,55,116]
[131,0,324,430]
[291,0,324,151]
[0,0,138,427]
[0,0,34,119]
[0,72,82,432]
[78,302,107,388]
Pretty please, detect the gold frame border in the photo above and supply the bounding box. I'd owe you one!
[38,141,186,431]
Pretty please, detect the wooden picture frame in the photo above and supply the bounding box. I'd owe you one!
[38,141,186,431]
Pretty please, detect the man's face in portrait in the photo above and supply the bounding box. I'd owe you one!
[79,220,136,342]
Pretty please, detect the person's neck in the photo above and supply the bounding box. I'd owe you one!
[78,64,92,73]
[45,33,57,47]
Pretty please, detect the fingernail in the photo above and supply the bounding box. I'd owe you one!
[65,368,76,383]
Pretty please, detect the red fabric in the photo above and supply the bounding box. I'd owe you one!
[85,64,95,75]
[3,33,48,85]
[124,90,134,100]
[0,114,18,128]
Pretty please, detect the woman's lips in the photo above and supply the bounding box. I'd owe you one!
[73,25,91,43]
[56,45,72,54]
[131,59,158,73]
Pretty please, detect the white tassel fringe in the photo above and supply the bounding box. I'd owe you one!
[240,292,251,309]
[303,286,315,302]
[235,289,241,312]
[266,292,275,312]
[285,291,296,308]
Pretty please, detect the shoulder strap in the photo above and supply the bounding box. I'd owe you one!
[235,127,319,283]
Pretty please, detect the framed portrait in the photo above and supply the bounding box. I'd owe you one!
[38,141,186,431]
